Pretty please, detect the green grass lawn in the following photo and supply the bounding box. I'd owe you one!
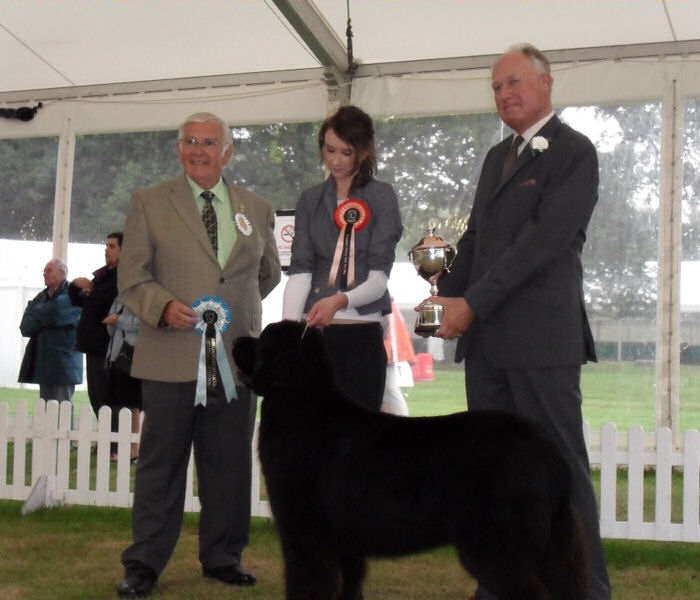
[0,386,91,414]
[1,501,698,600]
[3,361,700,431]
[403,362,700,431]
[2,366,699,598]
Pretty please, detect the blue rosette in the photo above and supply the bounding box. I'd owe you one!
[192,296,237,406]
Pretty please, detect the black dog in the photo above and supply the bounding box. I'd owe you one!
[233,320,587,600]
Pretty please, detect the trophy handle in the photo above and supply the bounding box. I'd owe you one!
[444,246,457,273]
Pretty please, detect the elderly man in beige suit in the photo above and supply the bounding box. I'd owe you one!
[116,112,280,598]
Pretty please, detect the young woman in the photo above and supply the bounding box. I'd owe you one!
[282,105,403,410]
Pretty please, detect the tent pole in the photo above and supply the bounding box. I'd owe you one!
[51,118,75,263]
[655,77,683,438]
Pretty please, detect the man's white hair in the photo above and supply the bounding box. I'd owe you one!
[49,258,68,277]
[178,112,234,158]
[503,43,551,75]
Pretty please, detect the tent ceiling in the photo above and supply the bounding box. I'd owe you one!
[1,0,700,104]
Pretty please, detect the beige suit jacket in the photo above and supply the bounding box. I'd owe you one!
[118,175,281,382]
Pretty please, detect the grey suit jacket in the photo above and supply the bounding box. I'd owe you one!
[439,115,597,368]
[289,176,403,316]
[119,175,281,382]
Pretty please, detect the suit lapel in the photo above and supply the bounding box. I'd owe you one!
[490,115,563,198]
[169,176,219,263]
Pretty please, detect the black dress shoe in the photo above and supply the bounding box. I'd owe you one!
[203,563,257,587]
[117,563,157,598]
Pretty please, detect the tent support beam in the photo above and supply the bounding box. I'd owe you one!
[271,0,351,105]
[2,40,699,105]
[354,40,700,78]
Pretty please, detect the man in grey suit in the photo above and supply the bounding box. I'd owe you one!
[429,45,611,599]
[116,112,280,598]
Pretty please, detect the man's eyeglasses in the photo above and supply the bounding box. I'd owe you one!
[178,137,221,149]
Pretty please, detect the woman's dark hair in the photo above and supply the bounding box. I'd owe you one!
[318,105,377,188]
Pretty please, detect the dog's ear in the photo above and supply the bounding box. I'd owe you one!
[232,336,258,388]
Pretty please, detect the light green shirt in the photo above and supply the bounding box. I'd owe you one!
[187,176,237,268]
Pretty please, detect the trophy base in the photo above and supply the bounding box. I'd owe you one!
[414,322,439,338]
[414,303,443,337]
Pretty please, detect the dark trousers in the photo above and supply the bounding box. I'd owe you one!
[86,352,109,417]
[465,342,611,600]
[39,383,75,402]
[322,322,386,411]
[121,379,256,576]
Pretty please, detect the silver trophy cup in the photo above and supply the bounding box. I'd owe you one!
[408,226,456,337]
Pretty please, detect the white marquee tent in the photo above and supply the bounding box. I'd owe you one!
[2,0,698,99]
[2,0,700,127]
[2,0,700,432]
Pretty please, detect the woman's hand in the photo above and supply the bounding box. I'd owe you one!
[306,294,348,328]
[102,313,118,326]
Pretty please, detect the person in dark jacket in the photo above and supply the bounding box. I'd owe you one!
[69,232,121,417]
[19,258,83,401]
[425,44,610,600]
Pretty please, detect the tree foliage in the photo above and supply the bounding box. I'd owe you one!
[1,102,698,320]
[70,130,181,241]
[577,104,661,318]
[228,121,321,209]
[375,113,502,259]
[683,100,700,260]
[0,137,57,241]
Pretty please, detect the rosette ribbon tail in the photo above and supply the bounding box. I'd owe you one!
[195,324,237,406]
[193,298,237,407]
[328,223,355,289]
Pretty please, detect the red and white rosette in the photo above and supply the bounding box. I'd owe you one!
[328,198,370,289]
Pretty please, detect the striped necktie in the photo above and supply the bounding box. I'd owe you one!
[201,190,218,254]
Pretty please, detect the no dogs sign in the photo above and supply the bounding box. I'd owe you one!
[274,209,295,271]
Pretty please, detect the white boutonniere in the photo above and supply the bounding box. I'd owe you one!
[531,136,549,154]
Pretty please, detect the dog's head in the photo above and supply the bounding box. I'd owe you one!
[232,320,329,397]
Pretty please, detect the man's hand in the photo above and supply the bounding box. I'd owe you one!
[414,296,475,340]
[72,277,93,293]
[160,300,197,330]
[306,294,348,328]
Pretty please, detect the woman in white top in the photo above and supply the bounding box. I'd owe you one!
[282,106,403,410]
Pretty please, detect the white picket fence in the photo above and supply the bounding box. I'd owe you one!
[1,399,699,542]
[584,422,700,542]
[0,400,271,518]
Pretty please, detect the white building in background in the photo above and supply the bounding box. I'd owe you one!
[2,239,699,389]
[681,261,700,314]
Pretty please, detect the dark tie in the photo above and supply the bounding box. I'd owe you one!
[501,135,524,182]
[201,190,218,254]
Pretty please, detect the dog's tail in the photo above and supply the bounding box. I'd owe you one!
[543,499,588,600]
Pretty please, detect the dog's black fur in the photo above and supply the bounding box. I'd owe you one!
[233,320,587,600]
